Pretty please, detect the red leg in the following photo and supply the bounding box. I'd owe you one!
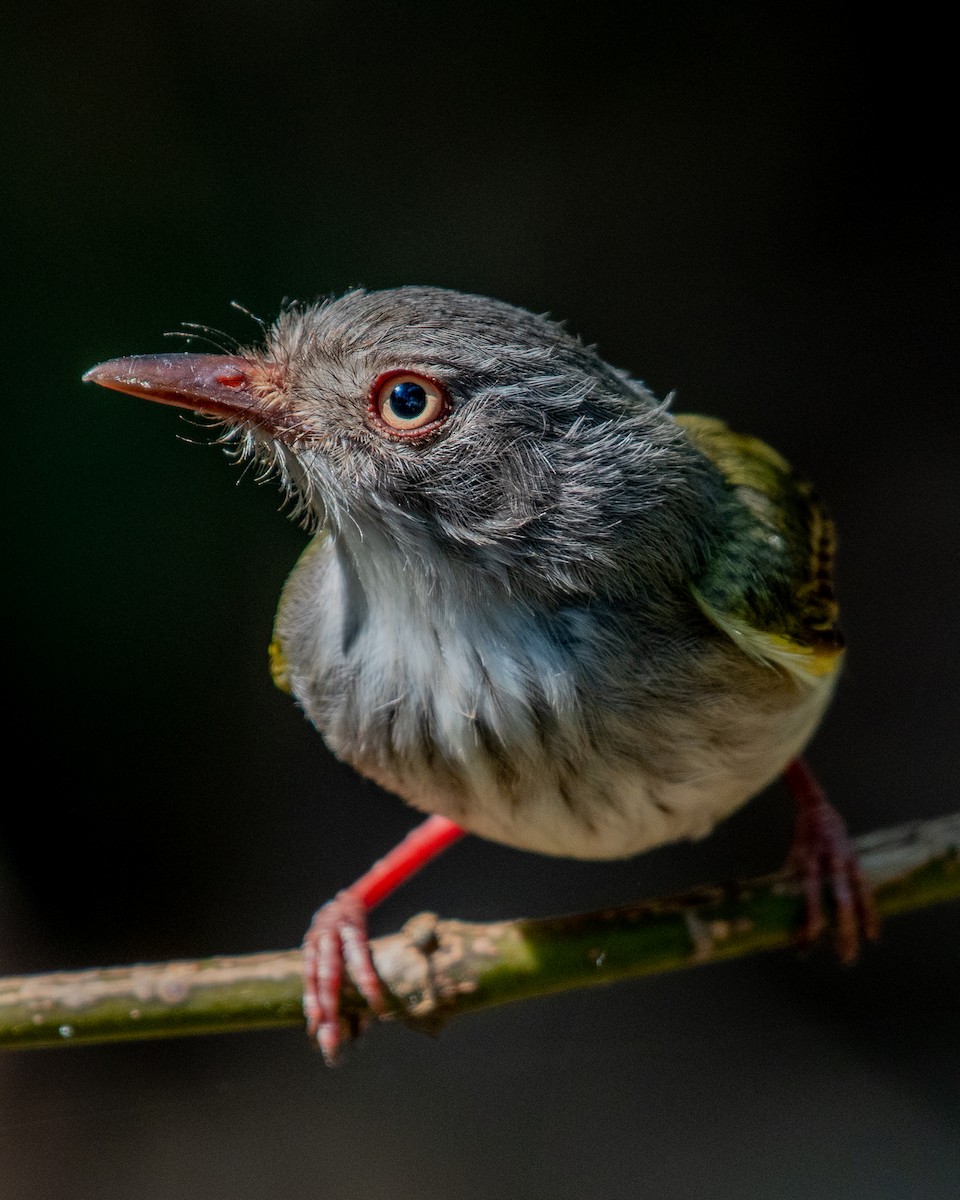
[783,758,880,963]
[302,814,466,1063]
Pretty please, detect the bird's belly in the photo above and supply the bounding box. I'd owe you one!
[277,545,838,861]
[325,655,837,862]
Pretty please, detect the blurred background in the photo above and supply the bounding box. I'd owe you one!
[2,3,958,1197]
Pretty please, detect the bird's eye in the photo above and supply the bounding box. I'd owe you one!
[370,371,448,436]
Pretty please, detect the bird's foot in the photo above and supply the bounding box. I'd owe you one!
[784,759,880,963]
[299,817,466,1063]
[302,889,385,1065]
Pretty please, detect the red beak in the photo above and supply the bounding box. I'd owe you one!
[82,353,287,426]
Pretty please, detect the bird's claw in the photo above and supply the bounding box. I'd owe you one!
[302,889,385,1064]
[787,792,880,964]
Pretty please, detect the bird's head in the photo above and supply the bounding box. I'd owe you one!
[85,286,721,602]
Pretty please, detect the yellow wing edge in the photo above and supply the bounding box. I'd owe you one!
[692,584,844,684]
[268,637,292,694]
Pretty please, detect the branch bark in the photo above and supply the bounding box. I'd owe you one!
[1,812,957,1053]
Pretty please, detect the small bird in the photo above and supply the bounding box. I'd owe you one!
[84,287,877,1061]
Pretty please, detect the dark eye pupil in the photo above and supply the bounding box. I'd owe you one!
[389,381,427,419]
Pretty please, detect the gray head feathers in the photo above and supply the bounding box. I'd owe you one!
[235,286,724,604]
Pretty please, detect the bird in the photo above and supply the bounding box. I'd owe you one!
[84,286,877,1062]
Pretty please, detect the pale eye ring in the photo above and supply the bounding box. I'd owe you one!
[370,371,448,436]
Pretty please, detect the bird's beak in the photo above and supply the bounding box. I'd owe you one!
[82,353,288,428]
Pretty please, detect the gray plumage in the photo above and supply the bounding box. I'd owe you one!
[232,288,838,859]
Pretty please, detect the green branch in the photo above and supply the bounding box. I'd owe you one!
[1,813,957,1053]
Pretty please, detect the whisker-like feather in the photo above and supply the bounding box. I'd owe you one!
[230,300,268,334]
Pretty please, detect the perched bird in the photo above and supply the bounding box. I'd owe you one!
[84,287,877,1061]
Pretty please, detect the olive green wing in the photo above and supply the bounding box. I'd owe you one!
[677,414,844,682]
[268,528,331,695]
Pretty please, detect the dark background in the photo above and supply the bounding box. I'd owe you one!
[2,4,958,1197]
